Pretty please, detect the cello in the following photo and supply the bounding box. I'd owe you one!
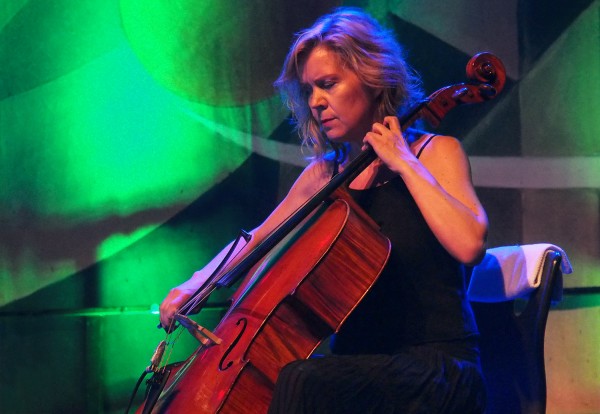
[128,52,506,414]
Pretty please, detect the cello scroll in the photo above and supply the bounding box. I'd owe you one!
[409,52,507,129]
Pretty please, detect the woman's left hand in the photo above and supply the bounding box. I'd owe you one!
[363,116,416,174]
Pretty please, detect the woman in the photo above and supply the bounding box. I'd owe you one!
[160,7,488,413]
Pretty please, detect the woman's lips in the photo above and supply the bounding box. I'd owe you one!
[321,118,335,127]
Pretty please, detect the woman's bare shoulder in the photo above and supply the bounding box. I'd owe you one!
[288,159,333,198]
[413,133,465,159]
[413,132,456,147]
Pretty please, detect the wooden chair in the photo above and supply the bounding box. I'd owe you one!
[468,245,569,414]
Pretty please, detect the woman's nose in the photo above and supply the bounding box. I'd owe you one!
[309,89,326,109]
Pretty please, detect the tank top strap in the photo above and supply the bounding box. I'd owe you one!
[415,134,438,159]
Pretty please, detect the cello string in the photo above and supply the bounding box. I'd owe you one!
[160,327,185,371]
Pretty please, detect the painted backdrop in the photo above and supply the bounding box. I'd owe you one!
[1,0,599,412]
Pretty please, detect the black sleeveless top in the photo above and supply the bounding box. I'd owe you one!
[330,136,479,355]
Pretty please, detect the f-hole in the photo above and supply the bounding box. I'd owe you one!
[219,317,248,371]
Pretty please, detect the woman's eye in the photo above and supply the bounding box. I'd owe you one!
[300,85,312,97]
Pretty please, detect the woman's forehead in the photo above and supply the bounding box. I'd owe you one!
[300,46,346,82]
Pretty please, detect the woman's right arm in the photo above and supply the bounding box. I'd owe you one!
[159,160,330,330]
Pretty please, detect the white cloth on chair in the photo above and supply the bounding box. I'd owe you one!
[467,243,573,302]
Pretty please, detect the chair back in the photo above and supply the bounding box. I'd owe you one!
[469,249,563,414]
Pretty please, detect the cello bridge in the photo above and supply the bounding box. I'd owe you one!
[174,313,222,347]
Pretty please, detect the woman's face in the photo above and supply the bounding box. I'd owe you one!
[301,46,378,146]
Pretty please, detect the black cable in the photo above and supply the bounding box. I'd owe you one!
[124,370,149,414]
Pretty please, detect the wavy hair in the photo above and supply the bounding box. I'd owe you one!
[274,7,424,160]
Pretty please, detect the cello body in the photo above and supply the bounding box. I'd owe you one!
[142,195,391,413]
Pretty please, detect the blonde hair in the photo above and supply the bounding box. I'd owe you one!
[275,7,423,160]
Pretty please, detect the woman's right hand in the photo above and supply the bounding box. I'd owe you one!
[159,278,201,332]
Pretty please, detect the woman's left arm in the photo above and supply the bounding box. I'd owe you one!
[365,117,488,265]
